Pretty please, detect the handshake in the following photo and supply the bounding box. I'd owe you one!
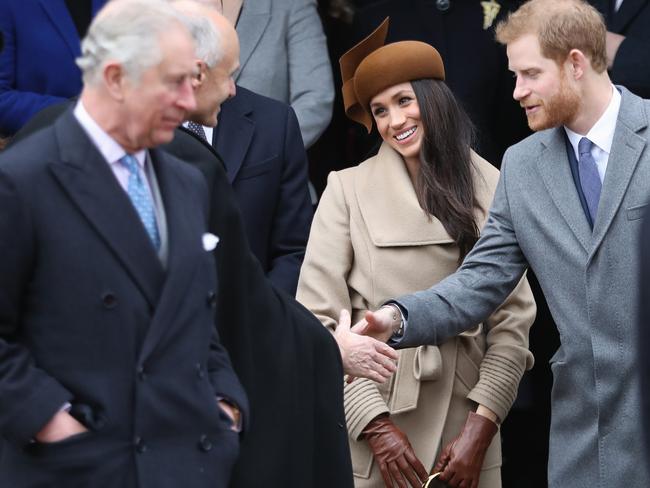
[335,306,499,488]
[334,305,404,383]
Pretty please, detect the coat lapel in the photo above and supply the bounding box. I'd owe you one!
[213,90,254,183]
[355,144,454,247]
[591,88,648,257]
[38,0,81,59]
[91,0,105,16]
[234,0,271,80]
[536,128,593,252]
[49,111,165,308]
[137,149,203,361]
[611,0,648,32]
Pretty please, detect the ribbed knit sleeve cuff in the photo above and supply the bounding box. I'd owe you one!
[467,352,525,422]
[344,378,389,441]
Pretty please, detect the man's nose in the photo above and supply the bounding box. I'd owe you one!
[228,78,236,99]
[513,77,530,101]
[178,78,197,111]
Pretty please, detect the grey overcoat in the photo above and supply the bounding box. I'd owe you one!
[234,0,334,148]
[394,87,650,488]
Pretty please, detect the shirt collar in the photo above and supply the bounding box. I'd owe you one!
[564,85,621,155]
[73,101,146,167]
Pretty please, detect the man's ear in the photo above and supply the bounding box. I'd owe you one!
[104,62,127,101]
[191,60,205,89]
[567,49,588,80]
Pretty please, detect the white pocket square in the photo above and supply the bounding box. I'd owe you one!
[202,232,220,251]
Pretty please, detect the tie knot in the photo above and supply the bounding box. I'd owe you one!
[119,154,140,176]
[578,137,593,157]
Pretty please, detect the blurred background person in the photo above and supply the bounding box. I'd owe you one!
[297,20,535,488]
[589,0,650,98]
[221,0,334,149]
[0,0,107,136]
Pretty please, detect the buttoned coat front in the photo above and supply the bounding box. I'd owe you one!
[297,143,535,487]
[0,111,248,488]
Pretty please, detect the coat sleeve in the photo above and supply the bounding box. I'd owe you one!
[286,0,334,148]
[266,106,313,295]
[0,169,73,445]
[394,150,530,349]
[467,275,536,422]
[296,171,389,440]
[0,12,68,135]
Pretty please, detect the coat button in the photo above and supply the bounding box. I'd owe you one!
[195,363,205,379]
[137,365,146,381]
[206,291,217,308]
[198,434,213,452]
[101,292,117,309]
[436,0,450,11]
[134,436,147,453]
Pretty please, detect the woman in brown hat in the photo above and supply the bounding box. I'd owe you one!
[296,19,536,488]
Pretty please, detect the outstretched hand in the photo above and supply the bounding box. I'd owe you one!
[335,309,398,383]
[351,306,400,343]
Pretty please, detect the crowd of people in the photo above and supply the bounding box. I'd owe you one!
[0,0,649,487]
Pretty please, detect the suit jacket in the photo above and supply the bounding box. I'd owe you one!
[9,104,353,488]
[0,109,248,488]
[234,0,334,148]
[297,144,535,485]
[394,87,650,488]
[591,0,650,98]
[214,86,313,295]
[0,0,106,135]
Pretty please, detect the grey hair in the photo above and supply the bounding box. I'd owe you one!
[181,7,223,68]
[77,0,192,85]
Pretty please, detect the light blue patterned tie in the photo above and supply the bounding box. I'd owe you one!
[119,154,160,250]
[578,137,602,225]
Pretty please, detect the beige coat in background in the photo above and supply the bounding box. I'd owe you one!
[297,143,536,487]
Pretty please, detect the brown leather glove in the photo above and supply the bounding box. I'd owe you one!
[362,414,428,488]
[433,411,498,488]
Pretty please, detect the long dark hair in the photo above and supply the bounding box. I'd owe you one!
[410,78,481,263]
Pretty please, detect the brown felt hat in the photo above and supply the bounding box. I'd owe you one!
[339,18,445,132]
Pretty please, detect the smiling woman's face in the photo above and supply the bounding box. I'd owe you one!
[370,81,422,166]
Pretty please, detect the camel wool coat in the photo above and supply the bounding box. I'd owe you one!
[297,143,536,487]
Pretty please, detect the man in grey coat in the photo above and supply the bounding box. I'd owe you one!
[348,0,650,486]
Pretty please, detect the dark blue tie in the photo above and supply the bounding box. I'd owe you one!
[578,137,602,225]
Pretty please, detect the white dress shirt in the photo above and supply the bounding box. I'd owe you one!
[564,85,621,184]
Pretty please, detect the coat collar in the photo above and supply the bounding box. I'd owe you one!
[234,0,271,83]
[213,87,254,183]
[38,0,82,59]
[534,86,647,255]
[49,109,165,308]
[591,86,647,256]
[137,149,207,362]
[353,143,492,247]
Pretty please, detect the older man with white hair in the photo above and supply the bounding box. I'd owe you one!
[0,0,247,486]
